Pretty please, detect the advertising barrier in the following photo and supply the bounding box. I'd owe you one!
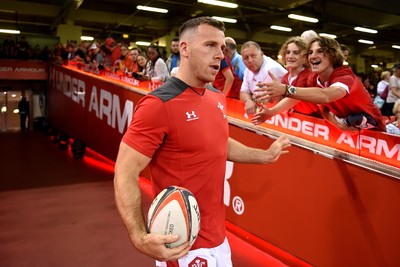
[0,59,48,80]
[48,63,400,267]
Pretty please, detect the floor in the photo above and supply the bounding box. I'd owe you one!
[0,129,287,267]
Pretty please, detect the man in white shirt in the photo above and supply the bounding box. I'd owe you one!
[240,41,287,114]
[384,64,400,116]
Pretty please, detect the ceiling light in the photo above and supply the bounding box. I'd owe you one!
[319,33,337,39]
[0,29,20,34]
[270,25,292,32]
[122,34,129,39]
[354,27,377,34]
[198,0,238,9]
[80,36,94,41]
[212,16,237,23]
[392,45,400,50]
[371,64,379,68]
[288,14,318,23]
[136,41,151,46]
[137,5,168,13]
[358,39,374,45]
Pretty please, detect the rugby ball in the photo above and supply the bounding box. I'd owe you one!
[147,186,200,248]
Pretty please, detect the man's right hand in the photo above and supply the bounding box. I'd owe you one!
[245,99,257,114]
[135,233,191,262]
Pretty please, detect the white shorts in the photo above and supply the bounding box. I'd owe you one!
[156,238,232,267]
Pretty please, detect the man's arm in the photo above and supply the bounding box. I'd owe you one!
[240,92,257,114]
[227,135,290,164]
[221,68,234,96]
[251,98,299,125]
[114,142,190,261]
[255,71,347,104]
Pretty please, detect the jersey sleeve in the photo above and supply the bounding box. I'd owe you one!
[122,95,168,158]
[331,73,354,93]
[220,58,229,70]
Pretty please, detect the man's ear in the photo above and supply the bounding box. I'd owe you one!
[180,41,189,57]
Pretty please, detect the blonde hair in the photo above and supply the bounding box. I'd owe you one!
[381,71,390,80]
[279,36,309,67]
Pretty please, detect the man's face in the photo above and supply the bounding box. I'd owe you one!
[171,41,179,54]
[308,42,331,74]
[284,42,305,70]
[223,44,234,58]
[342,50,349,61]
[121,46,129,56]
[130,50,139,61]
[241,45,264,73]
[185,24,225,83]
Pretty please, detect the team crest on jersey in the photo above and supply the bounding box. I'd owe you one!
[186,111,199,121]
[217,102,227,119]
[188,256,208,267]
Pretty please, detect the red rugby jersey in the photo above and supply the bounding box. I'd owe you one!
[122,77,229,250]
[307,66,385,131]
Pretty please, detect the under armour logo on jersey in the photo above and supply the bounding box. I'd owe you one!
[186,111,199,121]
[217,102,227,119]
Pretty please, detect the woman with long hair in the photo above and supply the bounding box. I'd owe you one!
[146,44,169,82]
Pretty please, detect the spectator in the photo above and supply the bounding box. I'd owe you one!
[386,99,400,134]
[39,45,50,60]
[118,44,135,73]
[363,75,376,98]
[252,36,320,125]
[62,41,76,60]
[132,54,149,81]
[136,54,148,74]
[129,47,140,73]
[16,36,30,59]
[31,44,41,59]
[300,30,318,44]
[383,64,400,116]
[254,36,385,132]
[146,44,169,83]
[165,37,180,73]
[240,41,287,115]
[87,43,104,72]
[213,56,242,99]
[3,34,16,58]
[105,37,121,67]
[74,41,89,62]
[52,42,64,61]
[223,37,246,80]
[377,71,390,97]
[18,96,30,131]
[340,44,351,62]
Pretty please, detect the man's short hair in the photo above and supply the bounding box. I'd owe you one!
[241,41,261,52]
[179,16,225,38]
